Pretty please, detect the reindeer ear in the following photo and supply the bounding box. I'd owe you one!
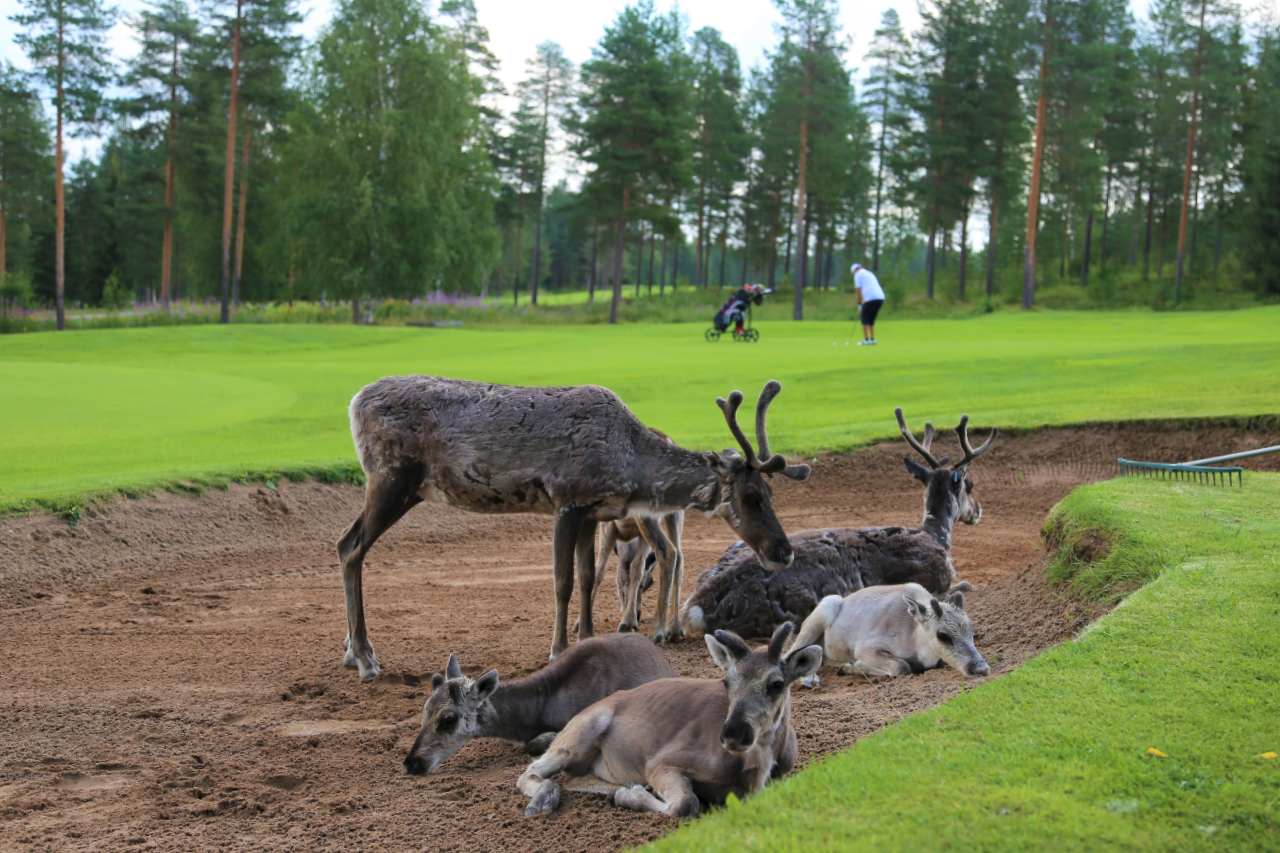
[445,654,463,680]
[704,451,732,473]
[472,669,500,701]
[706,630,751,670]
[904,595,930,622]
[930,599,944,618]
[705,634,736,671]
[903,457,931,483]
[768,622,795,662]
[782,463,811,481]
[946,591,966,610]
[431,673,445,689]
[783,645,823,682]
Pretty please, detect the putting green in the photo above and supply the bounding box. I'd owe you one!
[2,307,1278,511]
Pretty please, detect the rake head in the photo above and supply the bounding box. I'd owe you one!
[1117,459,1244,487]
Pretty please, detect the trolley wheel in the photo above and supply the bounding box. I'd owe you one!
[744,328,759,342]
[705,328,722,342]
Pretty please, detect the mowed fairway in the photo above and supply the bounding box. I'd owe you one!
[2,307,1278,510]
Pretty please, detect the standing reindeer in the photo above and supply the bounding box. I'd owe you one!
[337,377,809,679]
[679,408,996,639]
[589,513,680,633]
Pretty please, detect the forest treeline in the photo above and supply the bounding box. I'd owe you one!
[2,0,1279,328]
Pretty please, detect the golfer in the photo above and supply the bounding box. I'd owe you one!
[852,262,885,345]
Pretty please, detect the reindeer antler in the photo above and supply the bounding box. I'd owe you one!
[895,407,948,470]
[953,414,997,469]
[754,380,782,466]
[717,391,756,464]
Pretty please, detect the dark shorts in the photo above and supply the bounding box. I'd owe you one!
[861,299,884,326]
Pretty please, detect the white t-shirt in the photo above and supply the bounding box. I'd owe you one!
[853,267,885,302]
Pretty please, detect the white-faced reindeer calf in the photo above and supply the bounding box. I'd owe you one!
[518,623,821,818]
[680,408,996,639]
[338,377,808,678]
[402,633,676,775]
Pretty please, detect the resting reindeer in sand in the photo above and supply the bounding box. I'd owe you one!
[680,408,996,639]
[339,377,808,678]
[518,622,821,818]
[790,582,989,684]
[402,634,675,775]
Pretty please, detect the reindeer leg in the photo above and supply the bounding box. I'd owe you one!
[618,541,644,633]
[640,517,677,644]
[574,522,612,635]
[575,519,598,641]
[335,465,423,680]
[613,766,700,818]
[550,505,590,660]
[662,513,685,642]
[518,708,609,816]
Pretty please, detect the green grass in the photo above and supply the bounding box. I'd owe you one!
[646,475,1280,852]
[1,306,1279,514]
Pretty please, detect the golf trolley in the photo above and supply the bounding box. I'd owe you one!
[706,285,769,343]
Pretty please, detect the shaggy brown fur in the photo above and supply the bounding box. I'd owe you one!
[678,409,996,639]
[336,376,809,678]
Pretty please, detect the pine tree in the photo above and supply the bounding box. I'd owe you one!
[515,41,574,306]
[576,1,693,324]
[773,0,846,319]
[123,0,197,311]
[1239,26,1280,294]
[862,9,911,273]
[1,64,51,293]
[11,0,116,330]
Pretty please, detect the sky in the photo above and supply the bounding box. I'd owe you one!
[2,0,1176,167]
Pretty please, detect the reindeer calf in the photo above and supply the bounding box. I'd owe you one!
[403,634,675,776]
[790,582,989,681]
[518,623,821,818]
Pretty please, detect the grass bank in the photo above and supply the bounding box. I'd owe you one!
[647,474,1280,852]
[2,307,1278,514]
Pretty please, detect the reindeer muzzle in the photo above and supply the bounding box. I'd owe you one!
[720,716,756,754]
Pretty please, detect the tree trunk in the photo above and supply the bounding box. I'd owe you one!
[696,149,707,287]
[1023,0,1051,309]
[1157,202,1167,283]
[1129,173,1142,267]
[925,219,937,300]
[1189,165,1200,276]
[219,0,243,324]
[232,125,251,307]
[1059,217,1067,279]
[793,60,811,322]
[783,185,795,275]
[1213,187,1223,279]
[717,203,729,290]
[1100,163,1112,275]
[530,193,543,306]
[1142,183,1155,281]
[0,160,6,294]
[55,17,66,330]
[634,223,643,297]
[767,195,779,287]
[514,215,526,305]
[659,233,668,295]
[985,189,999,300]
[647,224,656,294]
[1174,0,1207,304]
[872,62,891,272]
[609,188,629,324]
[588,217,598,302]
[160,32,178,314]
[1079,211,1092,288]
[959,187,970,301]
[672,218,681,290]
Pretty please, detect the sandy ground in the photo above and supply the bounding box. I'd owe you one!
[2,421,1277,852]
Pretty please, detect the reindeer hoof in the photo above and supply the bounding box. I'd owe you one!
[525,782,560,817]
[617,621,636,633]
[572,620,579,633]
[799,674,821,689]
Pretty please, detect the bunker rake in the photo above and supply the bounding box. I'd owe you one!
[1118,445,1280,487]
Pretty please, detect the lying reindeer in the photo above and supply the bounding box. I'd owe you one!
[519,622,821,818]
[680,408,996,639]
[789,582,989,682]
[402,633,675,776]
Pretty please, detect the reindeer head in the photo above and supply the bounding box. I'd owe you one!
[896,408,997,529]
[705,622,822,755]
[904,587,990,677]
[703,381,810,570]
[401,653,499,776]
